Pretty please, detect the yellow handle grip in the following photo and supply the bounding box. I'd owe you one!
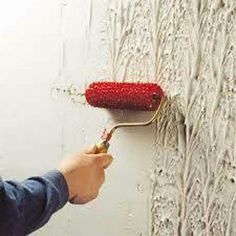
[95,141,110,153]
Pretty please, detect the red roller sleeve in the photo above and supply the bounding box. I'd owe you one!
[85,82,164,111]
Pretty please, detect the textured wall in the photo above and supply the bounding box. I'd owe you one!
[101,0,236,235]
[55,0,236,235]
[102,0,236,235]
[0,1,154,235]
[0,0,235,236]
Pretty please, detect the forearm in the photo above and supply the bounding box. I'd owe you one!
[0,170,69,236]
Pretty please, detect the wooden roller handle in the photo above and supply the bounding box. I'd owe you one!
[95,141,110,154]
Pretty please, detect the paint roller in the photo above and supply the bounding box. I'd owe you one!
[85,82,166,153]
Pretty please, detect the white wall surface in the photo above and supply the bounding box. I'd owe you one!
[1,1,236,236]
[0,1,155,236]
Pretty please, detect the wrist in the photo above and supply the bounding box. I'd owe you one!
[43,170,70,206]
[57,168,76,200]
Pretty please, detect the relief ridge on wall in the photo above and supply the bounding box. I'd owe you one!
[51,0,236,235]
[104,0,236,235]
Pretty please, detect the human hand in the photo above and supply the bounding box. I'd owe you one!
[58,145,113,204]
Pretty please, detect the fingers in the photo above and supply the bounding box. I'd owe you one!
[95,154,113,169]
[84,145,97,154]
[70,192,99,205]
[99,170,105,184]
[84,145,107,154]
[84,146,113,169]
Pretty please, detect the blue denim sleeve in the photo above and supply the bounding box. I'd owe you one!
[0,170,69,236]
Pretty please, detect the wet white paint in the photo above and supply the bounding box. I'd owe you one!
[102,0,236,235]
[0,0,154,236]
[151,1,236,235]
[0,0,235,236]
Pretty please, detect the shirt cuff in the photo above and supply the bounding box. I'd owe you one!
[42,170,69,209]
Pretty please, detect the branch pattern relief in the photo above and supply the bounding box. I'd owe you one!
[104,0,236,235]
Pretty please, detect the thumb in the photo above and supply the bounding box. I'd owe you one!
[97,154,113,169]
[84,145,97,154]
